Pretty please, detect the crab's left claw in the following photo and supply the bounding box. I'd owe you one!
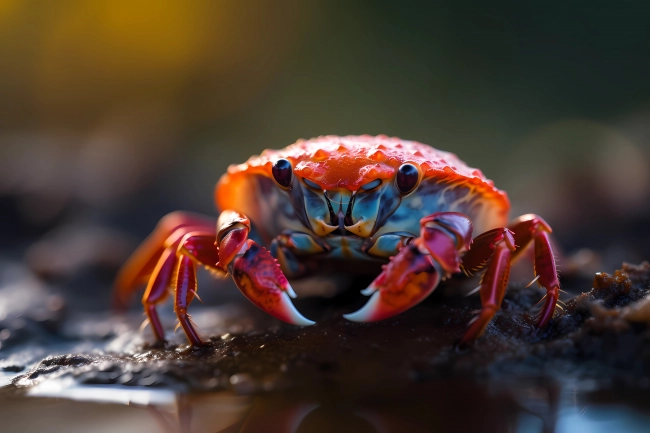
[231,241,315,326]
[344,242,440,322]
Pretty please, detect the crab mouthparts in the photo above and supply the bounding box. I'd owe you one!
[323,190,358,235]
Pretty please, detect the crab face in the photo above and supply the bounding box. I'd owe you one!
[216,135,510,244]
[285,166,409,238]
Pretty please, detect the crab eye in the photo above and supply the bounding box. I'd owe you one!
[272,159,292,188]
[361,179,382,191]
[396,163,419,194]
[303,178,322,190]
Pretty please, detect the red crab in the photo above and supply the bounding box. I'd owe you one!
[114,135,559,346]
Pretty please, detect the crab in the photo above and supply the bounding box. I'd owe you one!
[114,135,560,346]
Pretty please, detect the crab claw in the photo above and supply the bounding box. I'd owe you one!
[344,241,440,322]
[420,212,473,275]
[231,241,315,326]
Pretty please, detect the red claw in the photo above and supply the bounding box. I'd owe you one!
[344,242,440,322]
[420,212,473,251]
[231,241,315,326]
[421,226,461,275]
[217,226,249,271]
[420,212,474,275]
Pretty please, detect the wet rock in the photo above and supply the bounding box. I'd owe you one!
[0,263,67,351]
[1,262,649,400]
[1,365,24,373]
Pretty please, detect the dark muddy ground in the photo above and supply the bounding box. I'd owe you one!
[1,256,650,432]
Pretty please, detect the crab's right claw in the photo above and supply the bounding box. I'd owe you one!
[231,241,315,326]
[344,242,440,322]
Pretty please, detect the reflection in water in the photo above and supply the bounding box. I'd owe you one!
[19,379,650,433]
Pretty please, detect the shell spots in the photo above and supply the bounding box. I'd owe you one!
[217,136,510,213]
[298,165,313,177]
[228,164,246,174]
[366,167,379,179]
[367,149,386,162]
[313,149,329,160]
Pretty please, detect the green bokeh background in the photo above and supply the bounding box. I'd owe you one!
[1,0,649,261]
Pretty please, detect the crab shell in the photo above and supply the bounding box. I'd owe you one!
[215,135,510,241]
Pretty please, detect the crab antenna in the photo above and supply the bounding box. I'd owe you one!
[344,191,357,227]
[323,190,339,226]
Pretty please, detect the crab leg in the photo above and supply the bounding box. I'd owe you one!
[178,231,221,273]
[113,211,216,309]
[116,209,313,345]
[458,215,560,344]
[138,229,221,344]
[174,255,202,345]
[457,228,516,346]
[146,224,274,346]
[507,214,560,327]
[141,247,176,342]
[345,213,473,322]
[167,231,224,345]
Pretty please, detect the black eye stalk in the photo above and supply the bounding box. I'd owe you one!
[272,159,293,188]
[396,163,419,194]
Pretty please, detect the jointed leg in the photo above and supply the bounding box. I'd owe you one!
[139,229,221,344]
[459,214,560,345]
[114,211,216,309]
[508,214,560,327]
[172,231,226,345]
[174,255,202,345]
[145,227,240,346]
[141,247,176,342]
[115,211,224,344]
[458,228,516,346]
[115,210,314,346]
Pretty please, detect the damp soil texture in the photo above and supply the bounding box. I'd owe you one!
[1,261,650,433]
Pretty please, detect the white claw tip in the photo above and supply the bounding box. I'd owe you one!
[286,284,298,299]
[279,291,315,326]
[289,307,316,326]
[343,291,382,323]
[296,317,316,326]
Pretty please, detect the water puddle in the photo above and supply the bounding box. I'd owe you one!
[1,378,648,433]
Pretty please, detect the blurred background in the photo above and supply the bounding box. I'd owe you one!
[1,3,650,432]
[0,0,649,305]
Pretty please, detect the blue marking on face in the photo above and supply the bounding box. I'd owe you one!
[349,180,402,236]
[255,169,493,249]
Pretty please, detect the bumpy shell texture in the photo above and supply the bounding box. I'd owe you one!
[216,135,509,214]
